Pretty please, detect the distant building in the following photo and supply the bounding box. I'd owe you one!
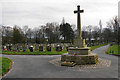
[86,37,100,41]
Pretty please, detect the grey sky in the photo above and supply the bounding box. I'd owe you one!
[118,1,120,21]
[0,0,119,28]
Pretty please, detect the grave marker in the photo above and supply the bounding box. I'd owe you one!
[29,45,33,52]
[56,45,62,52]
[39,45,43,52]
[46,45,51,51]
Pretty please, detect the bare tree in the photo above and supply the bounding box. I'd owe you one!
[22,25,29,43]
[86,25,93,42]
[92,26,100,41]
[106,16,119,42]
[26,28,33,43]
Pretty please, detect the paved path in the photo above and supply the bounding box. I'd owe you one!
[2,45,118,78]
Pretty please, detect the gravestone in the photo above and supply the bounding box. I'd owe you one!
[51,44,55,48]
[13,45,17,51]
[6,44,10,51]
[23,45,27,52]
[3,46,7,51]
[29,45,33,52]
[20,45,23,51]
[46,45,51,51]
[66,46,69,51]
[56,45,62,52]
[61,5,98,66]
[35,44,39,51]
[17,44,20,52]
[9,44,12,51]
[39,45,43,52]
[27,44,29,49]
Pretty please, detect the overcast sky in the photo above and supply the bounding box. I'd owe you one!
[118,1,120,21]
[0,0,119,29]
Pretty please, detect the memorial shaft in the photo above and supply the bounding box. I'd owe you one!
[77,6,81,38]
[74,5,84,39]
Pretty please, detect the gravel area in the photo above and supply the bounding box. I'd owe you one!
[49,57,111,71]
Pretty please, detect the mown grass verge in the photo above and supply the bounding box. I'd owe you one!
[106,44,120,56]
[0,57,12,76]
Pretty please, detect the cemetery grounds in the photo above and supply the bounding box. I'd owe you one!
[0,43,110,77]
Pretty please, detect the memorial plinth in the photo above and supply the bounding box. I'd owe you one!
[61,54,98,65]
[61,5,98,66]
[69,38,90,55]
[68,47,90,55]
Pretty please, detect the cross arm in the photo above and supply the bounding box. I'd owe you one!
[74,10,78,13]
[74,10,84,13]
[80,10,84,13]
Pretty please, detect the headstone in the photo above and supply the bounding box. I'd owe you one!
[35,44,39,51]
[46,45,51,51]
[3,46,7,51]
[6,44,10,51]
[23,45,26,52]
[17,44,20,52]
[51,44,55,48]
[56,45,62,52]
[26,44,29,49]
[62,44,66,49]
[29,45,33,52]
[66,46,69,51]
[20,45,23,51]
[9,44,12,51]
[13,45,17,51]
[39,45,43,52]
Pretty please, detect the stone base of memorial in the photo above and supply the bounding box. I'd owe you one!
[61,53,98,65]
[61,38,98,65]
[61,39,98,65]
[68,47,90,55]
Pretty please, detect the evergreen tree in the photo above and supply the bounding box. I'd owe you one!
[59,23,74,42]
[13,26,23,44]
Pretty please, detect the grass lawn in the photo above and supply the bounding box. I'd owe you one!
[106,44,120,55]
[90,43,108,51]
[2,44,108,55]
[0,57,12,76]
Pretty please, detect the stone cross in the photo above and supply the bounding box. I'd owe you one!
[74,5,84,39]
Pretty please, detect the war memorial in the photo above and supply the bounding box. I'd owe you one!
[61,5,98,66]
